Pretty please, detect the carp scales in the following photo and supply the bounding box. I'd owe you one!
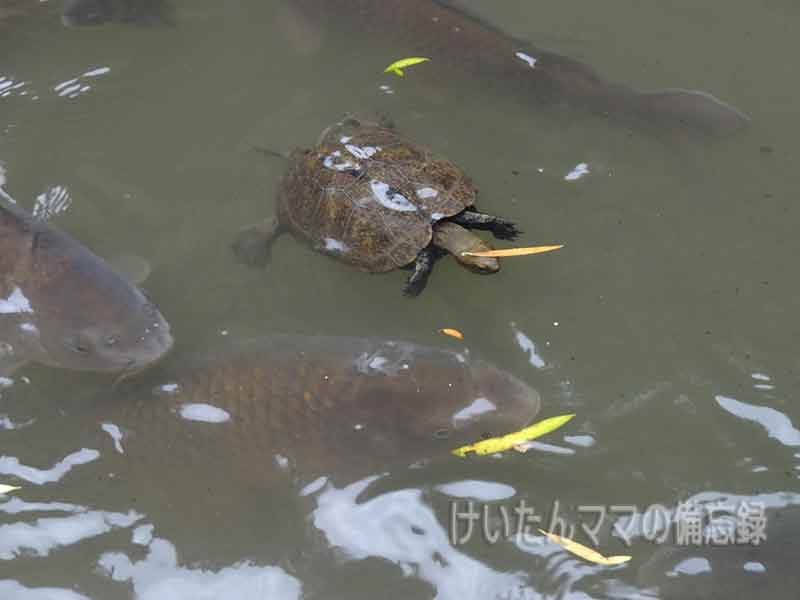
[87,335,541,486]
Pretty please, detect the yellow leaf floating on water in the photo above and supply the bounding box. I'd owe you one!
[539,529,632,566]
[439,328,464,340]
[0,484,21,495]
[452,414,575,457]
[462,245,564,258]
[384,57,430,77]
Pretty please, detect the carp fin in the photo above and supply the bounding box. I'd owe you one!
[637,88,751,138]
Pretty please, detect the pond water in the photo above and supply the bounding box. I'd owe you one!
[1,1,798,598]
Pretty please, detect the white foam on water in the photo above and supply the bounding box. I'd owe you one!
[178,404,230,424]
[0,449,100,484]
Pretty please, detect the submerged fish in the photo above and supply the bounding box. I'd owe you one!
[61,0,175,27]
[0,199,173,375]
[86,335,541,486]
[637,506,800,599]
[283,0,750,138]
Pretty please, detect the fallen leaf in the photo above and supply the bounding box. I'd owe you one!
[539,529,632,566]
[452,414,575,457]
[0,484,21,495]
[384,57,430,77]
[462,245,564,258]
[439,328,464,340]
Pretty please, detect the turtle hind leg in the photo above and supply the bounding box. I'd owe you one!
[231,218,283,268]
[402,246,441,297]
[450,210,522,241]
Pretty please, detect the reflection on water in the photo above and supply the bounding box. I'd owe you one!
[312,476,531,599]
[1,0,799,597]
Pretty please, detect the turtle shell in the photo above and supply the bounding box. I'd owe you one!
[276,118,478,272]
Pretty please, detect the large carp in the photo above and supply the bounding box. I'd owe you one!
[61,0,175,26]
[86,335,541,487]
[0,199,173,375]
[283,0,749,138]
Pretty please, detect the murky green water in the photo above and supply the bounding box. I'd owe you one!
[1,1,799,598]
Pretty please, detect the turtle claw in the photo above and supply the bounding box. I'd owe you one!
[403,247,437,297]
[492,220,522,241]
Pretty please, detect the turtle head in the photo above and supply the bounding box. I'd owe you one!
[432,222,500,274]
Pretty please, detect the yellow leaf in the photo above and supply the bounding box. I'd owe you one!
[539,529,632,566]
[462,245,564,258]
[452,414,575,457]
[439,328,464,340]
[384,57,430,77]
[0,484,21,495]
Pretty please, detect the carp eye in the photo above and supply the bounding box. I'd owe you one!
[434,428,451,439]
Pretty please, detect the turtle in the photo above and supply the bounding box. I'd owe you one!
[232,116,521,297]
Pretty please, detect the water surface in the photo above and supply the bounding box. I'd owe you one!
[1,1,798,598]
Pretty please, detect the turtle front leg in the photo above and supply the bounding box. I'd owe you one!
[402,246,440,297]
[231,218,283,267]
[450,210,522,241]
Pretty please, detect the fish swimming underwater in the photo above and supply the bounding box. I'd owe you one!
[86,335,541,488]
[282,0,750,138]
[0,199,173,375]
